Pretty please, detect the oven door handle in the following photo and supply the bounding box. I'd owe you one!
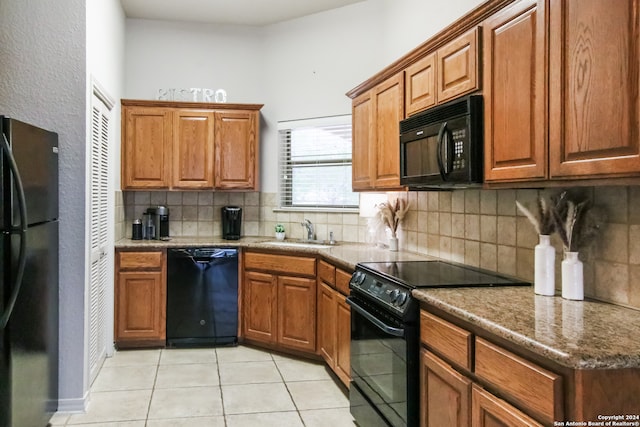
[346,297,405,337]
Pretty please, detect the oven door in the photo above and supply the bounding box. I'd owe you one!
[347,294,418,427]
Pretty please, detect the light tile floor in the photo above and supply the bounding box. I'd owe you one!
[49,345,357,427]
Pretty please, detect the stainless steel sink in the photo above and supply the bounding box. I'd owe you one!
[263,240,334,249]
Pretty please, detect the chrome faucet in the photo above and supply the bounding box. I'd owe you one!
[301,219,315,240]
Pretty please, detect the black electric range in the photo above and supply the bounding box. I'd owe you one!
[350,260,530,321]
[347,260,530,427]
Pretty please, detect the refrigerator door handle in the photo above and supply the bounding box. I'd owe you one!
[0,132,28,330]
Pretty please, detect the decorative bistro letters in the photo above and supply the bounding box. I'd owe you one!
[156,88,227,103]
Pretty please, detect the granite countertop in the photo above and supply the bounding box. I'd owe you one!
[114,236,431,270]
[116,236,640,370]
[413,287,640,370]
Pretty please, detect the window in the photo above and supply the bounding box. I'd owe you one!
[278,115,358,211]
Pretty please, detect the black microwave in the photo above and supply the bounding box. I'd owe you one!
[400,94,483,189]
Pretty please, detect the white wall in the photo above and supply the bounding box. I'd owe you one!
[378,0,485,63]
[0,0,88,409]
[260,1,386,191]
[124,20,265,102]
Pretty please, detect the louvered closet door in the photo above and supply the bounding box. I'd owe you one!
[89,88,112,385]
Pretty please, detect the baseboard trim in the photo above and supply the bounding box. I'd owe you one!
[55,392,88,414]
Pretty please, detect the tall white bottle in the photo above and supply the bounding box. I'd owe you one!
[534,235,555,296]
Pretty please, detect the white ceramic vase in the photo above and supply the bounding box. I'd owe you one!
[561,251,584,300]
[534,235,555,296]
[388,236,398,252]
[275,231,285,241]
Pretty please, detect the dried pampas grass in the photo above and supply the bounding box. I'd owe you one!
[516,196,556,235]
[376,198,410,238]
[551,191,605,252]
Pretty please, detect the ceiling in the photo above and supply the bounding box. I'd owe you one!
[120,0,367,26]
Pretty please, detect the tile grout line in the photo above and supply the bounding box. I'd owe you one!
[271,351,308,427]
[214,347,229,427]
[143,350,162,426]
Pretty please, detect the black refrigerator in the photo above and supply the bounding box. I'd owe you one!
[0,116,59,427]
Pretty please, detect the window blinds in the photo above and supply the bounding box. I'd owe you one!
[278,115,358,210]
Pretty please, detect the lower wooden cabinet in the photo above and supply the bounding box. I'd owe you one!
[115,250,166,348]
[318,283,352,385]
[318,282,337,365]
[317,261,351,386]
[243,270,278,344]
[420,348,543,427]
[277,275,316,352]
[471,384,543,427]
[335,294,351,383]
[421,349,471,427]
[420,309,560,426]
[242,251,317,353]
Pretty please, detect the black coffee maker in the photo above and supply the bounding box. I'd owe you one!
[221,206,242,240]
[145,205,170,240]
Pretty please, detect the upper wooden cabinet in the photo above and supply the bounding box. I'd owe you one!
[437,27,480,105]
[172,110,215,189]
[352,91,373,190]
[406,28,480,117]
[483,0,548,182]
[121,99,262,191]
[215,110,259,190]
[405,53,437,116]
[351,72,404,191]
[549,0,640,179]
[485,0,640,183]
[122,107,172,188]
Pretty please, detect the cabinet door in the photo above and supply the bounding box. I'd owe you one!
[437,27,480,104]
[421,350,471,427]
[243,271,278,344]
[172,110,215,189]
[483,0,548,182]
[335,293,351,386]
[549,0,640,178]
[115,271,166,344]
[372,72,404,189]
[277,275,316,352]
[122,107,171,189]
[352,91,374,190]
[405,53,437,116]
[317,282,337,366]
[472,385,543,427]
[215,110,259,190]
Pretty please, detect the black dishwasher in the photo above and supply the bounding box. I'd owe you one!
[167,248,238,347]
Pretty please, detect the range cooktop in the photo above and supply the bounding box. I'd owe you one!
[356,260,530,289]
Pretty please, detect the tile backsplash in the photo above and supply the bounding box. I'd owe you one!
[116,191,366,243]
[395,186,640,310]
[116,186,640,310]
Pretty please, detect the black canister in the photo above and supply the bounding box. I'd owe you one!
[132,218,143,240]
[221,206,242,240]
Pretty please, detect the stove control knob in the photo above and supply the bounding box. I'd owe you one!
[396,291,408,306]
[351,271,365,286]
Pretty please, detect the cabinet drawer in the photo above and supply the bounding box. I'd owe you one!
[318,260,336,286]
[475,337,562,424]
[118,251,163,270]
[335,268,351,296]
[420,311,472,370]
[472,384,544,427]
[245,251,315,277]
